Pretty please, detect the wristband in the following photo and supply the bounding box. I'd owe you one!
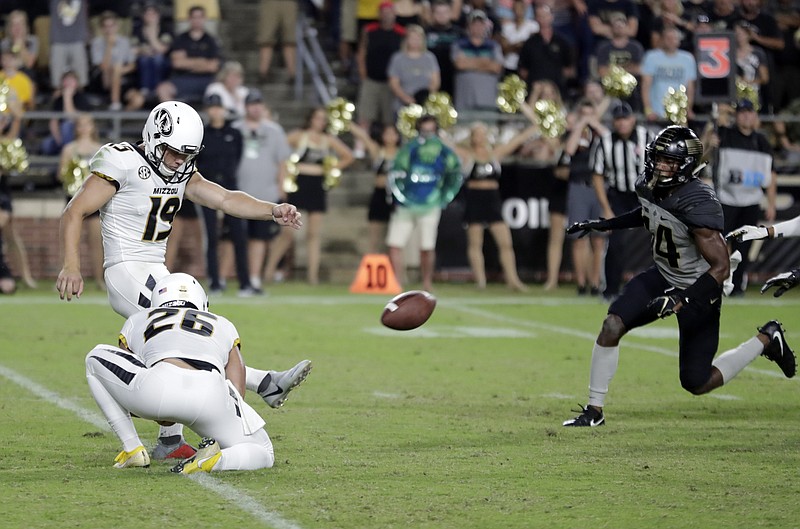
[681,272,722,305]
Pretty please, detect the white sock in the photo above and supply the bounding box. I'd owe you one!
[250,276,262,290]
[712,337,764,384]
[245,366,271,393]
[158,423,184,439]
[588,342,619,408]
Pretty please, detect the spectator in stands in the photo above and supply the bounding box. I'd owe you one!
[173,0,221,36]
[734,21,770,110]
[560,98,609,296]
[204,61,248,122]
[518,4,575,96]
[734,0,784,112]
[649,0,691,50]
[264,107,355,285]
[387,24,441,111]
[169,5,222,103]
[0,10,39,78]
[393,0,432,27]
[595,13,644,111]
[451,9,503,111]
[772,0,800,111]
[426,0,464,97]
[40,70,92,155]
[338,0,359,80]
[0,96,36,289]
[450,119,538,291]
[706,0,738,31]
[89,11,137,111]
[349,122,401,253]
[256,0,297,83]
[233,90,292,294]
[49,0,91,89]
[494,0,533,23]
[456,0,502,34]
[587,0,639,50]
[57,114,104,291]
[0,49,35,110]
[197,94,251,295]
[356,1,405,155]
[499,0,539,76]
[132,2,173,95]
[641,26,696,122]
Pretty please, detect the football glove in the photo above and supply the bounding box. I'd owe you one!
[648,293,683,319]
[566,218,609,238]
[761,269,800,298]
[725,225,769,242]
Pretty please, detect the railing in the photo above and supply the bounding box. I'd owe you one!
[294,12,338,104]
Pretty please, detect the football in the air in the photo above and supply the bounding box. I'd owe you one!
[380,290,437,331]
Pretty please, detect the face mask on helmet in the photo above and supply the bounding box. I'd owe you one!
[150,273,208,312]
[643,125,706,190]
[142,102,205,184]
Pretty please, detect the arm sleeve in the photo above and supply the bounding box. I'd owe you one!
[602,207,645,230]
[773,216,800,239]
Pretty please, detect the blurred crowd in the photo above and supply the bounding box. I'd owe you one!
[1,0,800,294]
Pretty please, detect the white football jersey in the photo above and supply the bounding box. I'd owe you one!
[90,142,191,268]
[119,307,240,374]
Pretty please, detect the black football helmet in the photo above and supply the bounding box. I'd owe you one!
[643,125,705,189]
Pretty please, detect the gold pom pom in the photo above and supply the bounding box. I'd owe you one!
[533,100,567,139]
[0,138,29,175]
[326,97,356,136]
[496,74,528,114]
[663,85,688,126]
[601,65,638,99]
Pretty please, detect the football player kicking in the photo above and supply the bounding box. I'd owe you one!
[58,101,311,459]
[727,214,800,298]
[562,126,796,427]
[86,273,276,472]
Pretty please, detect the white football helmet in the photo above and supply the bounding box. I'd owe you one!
[142,101,204,184]
[151,273,208,311]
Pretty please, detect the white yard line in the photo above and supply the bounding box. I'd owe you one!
[0,364,303,529]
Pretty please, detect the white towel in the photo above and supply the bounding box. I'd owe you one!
[226,380,266,436]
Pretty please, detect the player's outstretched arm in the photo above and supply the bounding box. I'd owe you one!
[567,208,644,237]
[186,174,303,229]
[57,175,116,301]
[728,215,800,242]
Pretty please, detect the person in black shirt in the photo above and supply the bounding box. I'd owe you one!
[426,0,464,96]
[168,5,221,103]
[196,94,250,294]
[517,5,575,96]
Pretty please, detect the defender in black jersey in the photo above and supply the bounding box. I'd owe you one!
[562,126,796,427]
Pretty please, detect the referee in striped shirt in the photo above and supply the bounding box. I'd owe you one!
[591,102,653,300]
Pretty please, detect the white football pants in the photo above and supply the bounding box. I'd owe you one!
[86,345,274,471]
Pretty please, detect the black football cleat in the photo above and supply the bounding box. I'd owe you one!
[563,404,605,427]
[758,320,797,378]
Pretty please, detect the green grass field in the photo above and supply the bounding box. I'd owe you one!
[2,283,799,529]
